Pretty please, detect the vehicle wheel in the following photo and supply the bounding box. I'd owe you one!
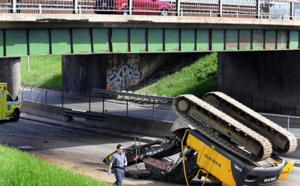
[10,110,20,122]
[122,7,129,15]
[160,9,169,16]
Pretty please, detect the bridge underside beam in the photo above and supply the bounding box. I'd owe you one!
[0,28,299,57]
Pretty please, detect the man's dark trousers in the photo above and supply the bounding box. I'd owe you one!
[114,168,124,186]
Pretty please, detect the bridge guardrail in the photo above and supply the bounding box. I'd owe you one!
[21,86,175,121]
[93,88,174,102]
[1,0,299,20]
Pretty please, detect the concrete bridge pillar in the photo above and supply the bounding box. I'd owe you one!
[218,51,300,116]
[0,58,21,99]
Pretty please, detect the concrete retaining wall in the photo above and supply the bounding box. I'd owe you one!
[21,100,68,121]
[85,115,174,137]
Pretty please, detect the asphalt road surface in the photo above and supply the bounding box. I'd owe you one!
[0,119,299,186]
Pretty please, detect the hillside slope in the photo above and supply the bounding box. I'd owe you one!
[21,56,62,90]
[131,52,218,98]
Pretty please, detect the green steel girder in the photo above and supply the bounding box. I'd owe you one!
[0,28,299,57]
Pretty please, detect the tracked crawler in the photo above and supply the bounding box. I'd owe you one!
[203,92,297,156]
[173,94,273,161]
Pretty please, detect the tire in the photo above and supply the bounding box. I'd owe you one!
[122,7,129,15]
[160,8,169,16]
[10,110,20,122]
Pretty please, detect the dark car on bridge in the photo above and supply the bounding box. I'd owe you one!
[94,0,172,16]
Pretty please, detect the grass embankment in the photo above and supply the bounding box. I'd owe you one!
[0,145,110,186]
[21,56,62,90]
[136,52,218,98]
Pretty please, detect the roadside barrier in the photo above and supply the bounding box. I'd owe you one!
[21,100,71,121]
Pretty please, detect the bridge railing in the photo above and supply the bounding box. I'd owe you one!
[0,0,12,13]
[1,0,300,20]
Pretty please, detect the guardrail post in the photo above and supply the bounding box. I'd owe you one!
[126,100,128,116]
[62,93,64,108]
[12,0,16,13]
[290,2,294,20]
[287,116,290,131]
[219,0,222,17]
[45,90,47,105]
[129,0,132,15]
[89,90,91,112]
[73,0,78,14]
[103,96,105,113]
[153,102,155,120]
[256,0,260,18]
[21,87,24,100]
[30,88,32,102]
[176,0,180,16]
[79,6,82,14]
[38,4,42,14]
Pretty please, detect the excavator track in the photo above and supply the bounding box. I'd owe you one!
[173,94,273,162]
[203,92,298,155]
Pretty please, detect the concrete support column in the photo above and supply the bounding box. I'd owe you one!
[0,57,21,98]
[218,51,300,116]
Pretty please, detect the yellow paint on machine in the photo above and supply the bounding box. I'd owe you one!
[109,153,115,161]
[278,161,295,180]
[186,134,236,186]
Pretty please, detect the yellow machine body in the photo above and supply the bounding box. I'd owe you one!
[186,130,286,186]
[278,161,295,180]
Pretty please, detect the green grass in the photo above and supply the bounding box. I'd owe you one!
[136,52,218,98]
[0,144,110,186]
[21,56,62,90]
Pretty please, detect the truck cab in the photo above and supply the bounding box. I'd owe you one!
[0,83,21,121]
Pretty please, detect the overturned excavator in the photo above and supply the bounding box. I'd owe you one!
[104,92,297,186]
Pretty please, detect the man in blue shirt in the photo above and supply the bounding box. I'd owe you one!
[108,144,127,186]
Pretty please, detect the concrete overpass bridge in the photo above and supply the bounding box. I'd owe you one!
[1,3,300,116]
[1,14,300,57]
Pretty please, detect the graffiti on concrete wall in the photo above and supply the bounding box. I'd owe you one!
[107,62,142,89]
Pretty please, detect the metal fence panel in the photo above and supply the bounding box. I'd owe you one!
[178,0,219,16]
[0,0,12,13]
[222,0,256,18]
[16,0,74,14]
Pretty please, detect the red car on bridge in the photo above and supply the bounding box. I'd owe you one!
[94,0,173,16]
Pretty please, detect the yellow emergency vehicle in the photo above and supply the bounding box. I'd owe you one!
[0,83,21,121]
